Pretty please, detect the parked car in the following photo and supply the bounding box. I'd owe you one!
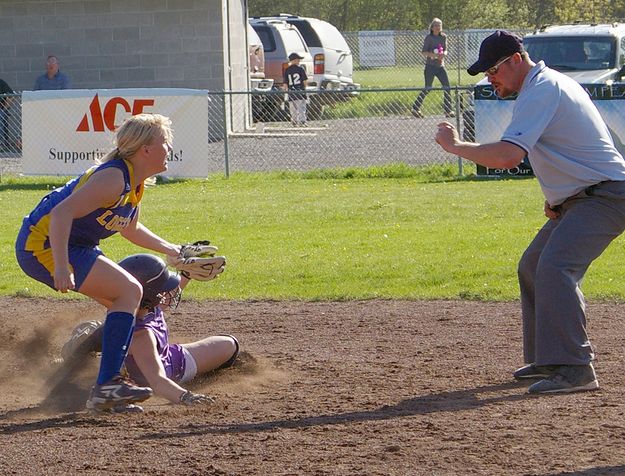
[249,17,316,121]
[248,23,273,90]
[464,23,625,176]
[256,14,360,119]
[248,24,274,122]
[249,18,315,87]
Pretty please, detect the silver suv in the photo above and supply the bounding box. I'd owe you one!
[276,14,358,91]
[270,14,360,119]
[249,18,315,88]
[523,23,625,82]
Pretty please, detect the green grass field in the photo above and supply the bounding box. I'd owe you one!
[3,166,625,302]
[325,66,476,119]
[353,66,475,88]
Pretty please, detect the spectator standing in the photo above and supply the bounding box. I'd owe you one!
[33,55,71,90]
[0,78,15,151]
[412,18,454,118]
[283,52,308,127]
[251,46,263,73]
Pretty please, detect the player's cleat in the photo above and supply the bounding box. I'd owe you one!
[85,375,153,411]
[89,403,145,414]
[61,320,103,361]
[411,108,425,119]
[528,364,599,394]
[513,363,559,380]
[110,403,145,414]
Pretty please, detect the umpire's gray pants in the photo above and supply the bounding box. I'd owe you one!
[518,181,625,366]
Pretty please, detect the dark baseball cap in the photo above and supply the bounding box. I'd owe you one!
[288,52,304,61]
[467,30,524,76]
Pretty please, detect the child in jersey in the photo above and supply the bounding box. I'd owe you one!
[283,52,309,127]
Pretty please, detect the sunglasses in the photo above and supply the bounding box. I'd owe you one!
[485,55,514,76]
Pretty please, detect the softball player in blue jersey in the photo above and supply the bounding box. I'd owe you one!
[15,113,183,412]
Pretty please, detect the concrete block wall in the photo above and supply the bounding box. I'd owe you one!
[0,0,249,93]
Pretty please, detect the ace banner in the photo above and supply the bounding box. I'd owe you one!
[22,88,209,178]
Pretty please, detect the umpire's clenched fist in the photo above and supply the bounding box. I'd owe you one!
[435,121,460,153]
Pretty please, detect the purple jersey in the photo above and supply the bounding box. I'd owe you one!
[124,307,186,386]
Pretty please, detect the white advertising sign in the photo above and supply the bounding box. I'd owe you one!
[358,31,396,67]
[22,89,209,177]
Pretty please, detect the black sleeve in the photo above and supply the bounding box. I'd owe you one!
[0,79,13,94]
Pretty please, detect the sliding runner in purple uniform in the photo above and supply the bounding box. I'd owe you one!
[61,253,240,409]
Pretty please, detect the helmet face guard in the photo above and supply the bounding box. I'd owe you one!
[154,286,182,310]
[118,254,182,311]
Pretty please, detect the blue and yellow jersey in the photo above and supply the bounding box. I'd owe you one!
[19,158,144,251]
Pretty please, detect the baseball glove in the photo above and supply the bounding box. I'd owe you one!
[176,256,226,281]
[167,240,226,281]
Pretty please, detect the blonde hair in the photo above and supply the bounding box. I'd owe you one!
[98,113,173,165]
[430,18,443,33]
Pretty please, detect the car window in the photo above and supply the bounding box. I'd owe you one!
[248,24,263,48]
[280,27,309,52]
[253,26,276,53]
[288,20,322,47]
[524,36,616,70]
[310,21,350,51]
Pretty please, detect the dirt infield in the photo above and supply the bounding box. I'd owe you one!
[2,297,625,475]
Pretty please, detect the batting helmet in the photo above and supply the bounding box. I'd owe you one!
[118,253,182,310]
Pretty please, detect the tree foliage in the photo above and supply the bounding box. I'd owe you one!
[249,0,625,30]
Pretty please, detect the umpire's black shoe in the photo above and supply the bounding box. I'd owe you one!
[513,363,559,380]
[528,364,599,394]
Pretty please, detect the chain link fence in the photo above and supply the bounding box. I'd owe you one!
[0,93,21,175]
[2,88,478,177]
[222,87,473,174]
[0,29,542,179]
[343,29,533,87]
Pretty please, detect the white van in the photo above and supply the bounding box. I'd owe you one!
[279,14,358,92]
[247,24,274,121]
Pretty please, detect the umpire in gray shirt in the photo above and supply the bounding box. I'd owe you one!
[435,30,625,394]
